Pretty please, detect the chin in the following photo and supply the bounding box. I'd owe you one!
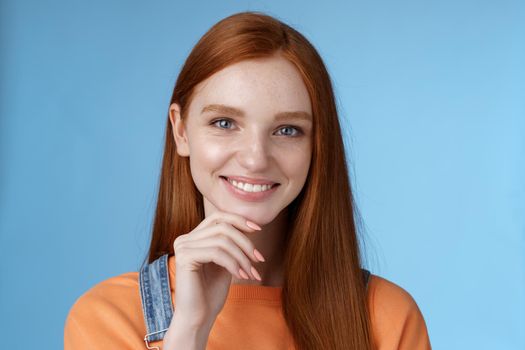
[229,204,290,226]
[204,193,288,225]
[231,210,276,226]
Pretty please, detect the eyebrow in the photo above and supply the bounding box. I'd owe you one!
[201,104,312,123]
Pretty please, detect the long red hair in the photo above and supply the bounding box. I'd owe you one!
[143,11,375,350]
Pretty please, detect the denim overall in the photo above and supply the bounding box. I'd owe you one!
[139,253,371,349]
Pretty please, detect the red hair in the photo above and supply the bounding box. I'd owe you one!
[144,11,375,349]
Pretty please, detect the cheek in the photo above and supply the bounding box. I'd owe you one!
[189,131,227,160]
[188,137,230,177]
[279,146,312,182]
[196,143,224,164]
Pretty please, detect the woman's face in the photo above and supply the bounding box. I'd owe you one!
[169,54,312,225]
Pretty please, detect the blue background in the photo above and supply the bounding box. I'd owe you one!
[1,1,523,349]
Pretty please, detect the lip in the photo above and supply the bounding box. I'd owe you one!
[220,176,280,202]
[221,175,279,186]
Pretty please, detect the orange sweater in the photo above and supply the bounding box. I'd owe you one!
[64,255,431,349]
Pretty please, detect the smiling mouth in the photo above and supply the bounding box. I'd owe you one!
[220,176,280,193]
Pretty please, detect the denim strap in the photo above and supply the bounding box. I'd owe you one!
[139,253,174,344]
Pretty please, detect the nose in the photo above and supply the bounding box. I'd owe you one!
[236,130,271,172]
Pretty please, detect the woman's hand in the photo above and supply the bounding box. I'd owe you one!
[165,210,265,336]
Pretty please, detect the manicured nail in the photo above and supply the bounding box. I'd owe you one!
[251,266,262,281]
[246,220,262,230]
[253,249,265,262]
[239,268,250,280]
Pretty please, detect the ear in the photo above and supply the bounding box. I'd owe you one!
[169,102,190,157]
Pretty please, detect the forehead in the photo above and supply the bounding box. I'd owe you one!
[188,55,312,117]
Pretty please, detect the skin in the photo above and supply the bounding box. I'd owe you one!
[169,53,313,286]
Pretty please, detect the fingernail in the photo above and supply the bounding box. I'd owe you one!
[239,268,250,280]
[251,266,262,281]
[253,249,265,262]
[246,220,262,230]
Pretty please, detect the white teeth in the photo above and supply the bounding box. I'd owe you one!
[228,178,274,193]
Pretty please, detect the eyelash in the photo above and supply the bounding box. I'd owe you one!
[209,118,304,137]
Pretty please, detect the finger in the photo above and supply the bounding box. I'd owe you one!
[179,245,246,280]
[185,222,265,264]
[184,236,258,280]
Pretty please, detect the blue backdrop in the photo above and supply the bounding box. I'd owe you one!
[1,1,523,349]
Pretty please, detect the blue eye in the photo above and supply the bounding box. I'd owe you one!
[276,126,302,137]
[211,118,233,129]
[210,118,303,137]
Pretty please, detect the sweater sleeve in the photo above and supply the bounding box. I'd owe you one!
[367,275,432,350]
[64,272,155,350]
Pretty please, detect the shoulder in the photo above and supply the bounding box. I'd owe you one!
[64,271,147,349]
[367,274,420,316]
[367,274,432,350]
[66,271,142,320]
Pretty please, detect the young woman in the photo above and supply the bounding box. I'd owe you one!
[65,11,431,350]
